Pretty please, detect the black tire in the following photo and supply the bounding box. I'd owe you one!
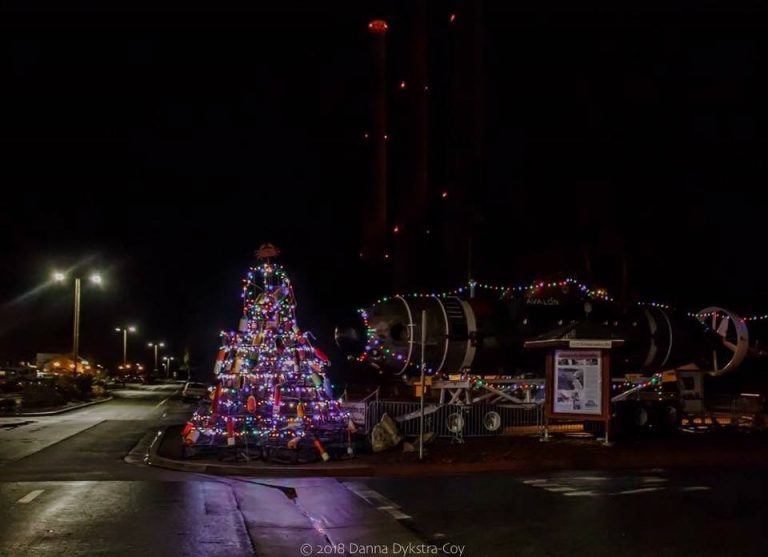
[656,403,681,433]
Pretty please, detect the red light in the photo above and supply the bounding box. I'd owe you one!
[368,20,388,34]
[399,80,406,89]
[393,225,400,233]
[441,191,448,198]
[449,14,456,23]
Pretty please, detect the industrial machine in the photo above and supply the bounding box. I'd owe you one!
[336,279,758,435]
[337,280,749,378]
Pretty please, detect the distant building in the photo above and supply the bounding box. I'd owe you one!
[35,353,94,374]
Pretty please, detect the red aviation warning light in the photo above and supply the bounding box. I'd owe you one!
[368,20,388,34]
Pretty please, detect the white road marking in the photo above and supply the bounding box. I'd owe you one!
[616,487,666,495]
[17,490,44,504]
[680,486,711,492]
[345,483,412,520]
[153,397,170,409]
[525,474,676,498]
[377,506,412,520]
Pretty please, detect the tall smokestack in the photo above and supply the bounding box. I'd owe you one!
[394,0,429,291]
[362,19,389,265]
[442,1,486,286]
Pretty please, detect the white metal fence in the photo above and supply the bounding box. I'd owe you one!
[364,400,544,438]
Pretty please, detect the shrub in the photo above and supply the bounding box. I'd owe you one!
[53,374,93,402]
[22,384,64,409]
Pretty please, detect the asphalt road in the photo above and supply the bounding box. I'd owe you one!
[1,387,767,556]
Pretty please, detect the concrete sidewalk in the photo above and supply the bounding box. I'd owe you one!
[145,424,768,477]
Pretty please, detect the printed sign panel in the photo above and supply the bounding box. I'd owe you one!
[553,350,602,415]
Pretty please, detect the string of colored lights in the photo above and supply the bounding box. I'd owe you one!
[184,258,350,456]
[368,277,613,306]
[357,275,764,396]
[365,277,768,324]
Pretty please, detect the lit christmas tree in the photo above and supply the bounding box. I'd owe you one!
[183,244,352,462]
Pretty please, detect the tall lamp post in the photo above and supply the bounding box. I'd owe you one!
[114,326,137,366]
[53,271,103,373]
[162,356,175,377]
[147,341,165,375]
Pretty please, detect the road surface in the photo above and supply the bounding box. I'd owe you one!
[1,385,767,556]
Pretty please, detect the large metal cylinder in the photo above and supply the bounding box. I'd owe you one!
[363,295,476,375]
[343,284,729,378]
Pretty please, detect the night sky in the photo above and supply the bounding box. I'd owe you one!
[3,1,768,373]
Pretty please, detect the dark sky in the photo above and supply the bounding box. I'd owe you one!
[2,1,768,370]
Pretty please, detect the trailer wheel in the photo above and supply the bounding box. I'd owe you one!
[658,403,681,432]
[616,401,652,434]
[446,412,464,434]
[483,411,502,432]
[632,404,650,427]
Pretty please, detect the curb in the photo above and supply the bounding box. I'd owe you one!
[18,396,114,417]
[146,426,376,477]
[143,426,768,478]
[125,428,161,466]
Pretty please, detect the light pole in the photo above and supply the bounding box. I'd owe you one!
[147,341,165,375]
[53,271,102,373]
[419,310,427,461]
[114,326,137,366]
[162,356,175,377]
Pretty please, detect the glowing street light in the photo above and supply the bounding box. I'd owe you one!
[162,355,176,377]
[52,270,104,373]
[147,341,166,374]
[115,325,137,366]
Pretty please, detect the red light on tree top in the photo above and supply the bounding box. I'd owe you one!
[441,191,448,198]
[449,14,457,23]
[368,20,388,34]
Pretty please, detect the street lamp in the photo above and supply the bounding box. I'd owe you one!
[114,325,137,366]
[147,341,165,375]
[52,271,103,373]
[162,355,175,377]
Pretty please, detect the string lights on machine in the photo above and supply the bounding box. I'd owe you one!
[357,276,768,396]
[364,277,613,307]
[362,276,767,327]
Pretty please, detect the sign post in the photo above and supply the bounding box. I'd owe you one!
[419,310,427,461]
[546,349,612,445]
[526,337,622,446]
